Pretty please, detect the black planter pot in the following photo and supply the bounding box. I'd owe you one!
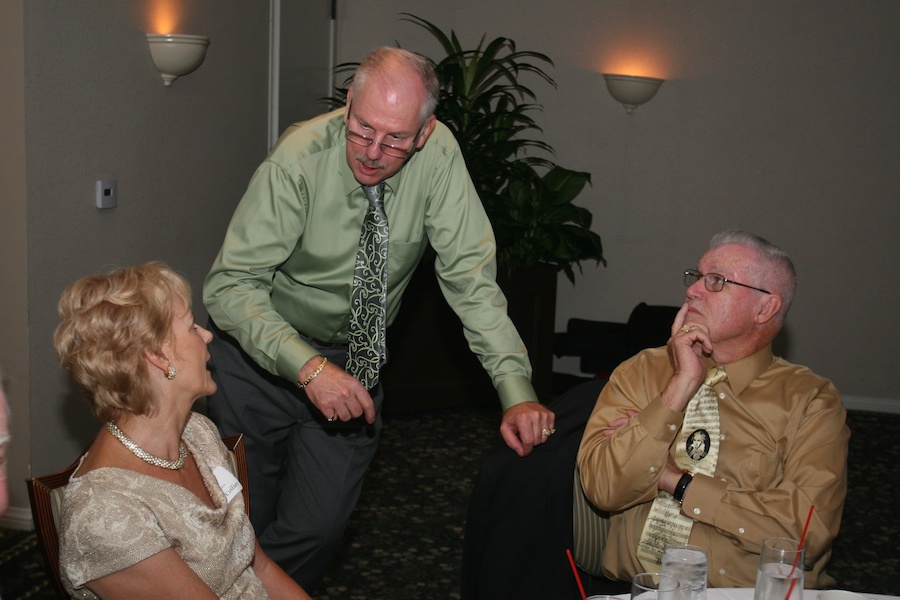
[380,259,557,413]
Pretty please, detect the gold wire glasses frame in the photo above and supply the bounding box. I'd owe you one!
[345,127,417,159]
[683,269,771,295]
[344,101,423,159]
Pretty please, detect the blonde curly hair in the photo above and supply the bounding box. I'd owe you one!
[53,262,192,421]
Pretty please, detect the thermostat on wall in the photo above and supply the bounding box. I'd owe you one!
[95,179,117,210]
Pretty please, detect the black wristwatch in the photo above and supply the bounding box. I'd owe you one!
[673,471,694,504]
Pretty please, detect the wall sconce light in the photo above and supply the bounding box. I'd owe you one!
[602,74,664,113]
[146,33,210,87]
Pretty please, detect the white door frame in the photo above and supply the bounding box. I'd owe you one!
[268,0,337,148]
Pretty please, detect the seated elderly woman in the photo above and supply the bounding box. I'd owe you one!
[53,262,312,600]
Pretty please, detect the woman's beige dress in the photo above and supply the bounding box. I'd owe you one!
[59,413,269,599]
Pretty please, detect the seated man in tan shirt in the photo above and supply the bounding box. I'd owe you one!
[577,230,849,588]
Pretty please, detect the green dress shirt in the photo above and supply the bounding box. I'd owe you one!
[203,109,537,410]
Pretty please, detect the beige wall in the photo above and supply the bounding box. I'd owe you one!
[1,1,271,524]
[335,0,899,406]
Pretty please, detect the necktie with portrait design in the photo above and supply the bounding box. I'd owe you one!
[636,365,727,571]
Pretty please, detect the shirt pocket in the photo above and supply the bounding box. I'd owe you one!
[746,448,785,490]
[388,239,426,282]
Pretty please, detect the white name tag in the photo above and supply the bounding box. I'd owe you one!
[212,466,243,503]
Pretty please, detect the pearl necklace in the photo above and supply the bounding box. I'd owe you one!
[106,420,187,470]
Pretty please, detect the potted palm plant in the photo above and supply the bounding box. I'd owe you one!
[404,13,604,282]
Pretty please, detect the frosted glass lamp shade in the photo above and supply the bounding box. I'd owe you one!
[603,74,664,113]
[146,33,210,86]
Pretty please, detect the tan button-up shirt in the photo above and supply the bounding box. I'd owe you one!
[577,346,848,588]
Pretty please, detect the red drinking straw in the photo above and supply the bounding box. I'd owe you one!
[784,505,815,600]
[566,548,588,600]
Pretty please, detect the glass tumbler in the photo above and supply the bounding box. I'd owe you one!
[632,572,680,600]
[754,537,804,600]
[662,543,708,600]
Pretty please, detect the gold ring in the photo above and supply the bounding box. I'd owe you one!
[680,325,691,334]
[541,428,556,437]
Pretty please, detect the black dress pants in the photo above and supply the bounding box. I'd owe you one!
[205,320,383,592]
[461,378,630,599]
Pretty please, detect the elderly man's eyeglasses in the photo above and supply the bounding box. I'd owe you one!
[683,269,771,294]
[344,102,422,159]
[345,127,419,159]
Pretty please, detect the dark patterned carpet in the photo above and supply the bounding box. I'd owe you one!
[1,407,898,599]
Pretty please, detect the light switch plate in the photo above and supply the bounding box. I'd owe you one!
[95,179,117,209]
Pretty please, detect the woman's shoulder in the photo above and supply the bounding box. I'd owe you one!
[184,412,224,447]
[60,470,174,594]
[186,411,220,436]
[62,467,162,528]
[184,412,231,466]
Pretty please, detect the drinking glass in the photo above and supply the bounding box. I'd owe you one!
[754,537,804,600]
[632,572,680,600]
[662,543,708,600]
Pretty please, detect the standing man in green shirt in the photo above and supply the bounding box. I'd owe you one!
[203,47,556,590]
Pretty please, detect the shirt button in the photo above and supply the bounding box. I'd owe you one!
[739,527,745,534]
[719,568,726,576]
[720,433,727,441]
[668,423,677,431]
[719,392,726,400]
[693,507,701,515]
[649,466,657,473]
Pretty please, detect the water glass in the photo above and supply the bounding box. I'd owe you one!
[754,537,804,600]
[662,543,708,600]
[632,572,680,600]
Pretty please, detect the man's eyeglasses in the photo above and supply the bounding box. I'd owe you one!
[344,101,422,159]
[683,269,771,295]
[345,127,418,159]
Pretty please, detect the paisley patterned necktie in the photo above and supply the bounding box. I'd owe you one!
[346,183,389,389]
